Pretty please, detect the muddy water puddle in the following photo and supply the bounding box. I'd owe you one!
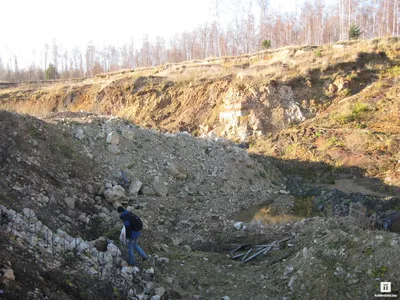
[233,196,323,225]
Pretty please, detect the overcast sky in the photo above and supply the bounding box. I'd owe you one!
[0,0,335,67]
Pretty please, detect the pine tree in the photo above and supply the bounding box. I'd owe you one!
[261,39,272,50]
[349,24,361,40]
[45,64,57,80]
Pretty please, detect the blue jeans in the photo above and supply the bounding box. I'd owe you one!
[128,237,147,265]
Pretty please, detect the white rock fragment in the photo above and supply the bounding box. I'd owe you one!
[75,128,85,140]
[233,222,245,230]
[129,180,142,195]
[106,131,120,144]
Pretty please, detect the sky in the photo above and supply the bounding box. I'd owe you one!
[0,0,336,68]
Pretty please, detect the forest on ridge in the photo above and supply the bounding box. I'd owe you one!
[1,0,399,81]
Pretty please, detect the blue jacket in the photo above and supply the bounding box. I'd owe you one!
[120,210,141,239]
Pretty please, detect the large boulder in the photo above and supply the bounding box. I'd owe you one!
[129,180,143,195]
[104,185,128,203]
[94,237,108,252]
[152,177,168,197]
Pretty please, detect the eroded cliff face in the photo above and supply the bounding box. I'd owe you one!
[0,74,314,142]
[216,84,305,141]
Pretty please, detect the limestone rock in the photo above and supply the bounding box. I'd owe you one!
[166,163,188,180]
[145,282,155,294]
[106,144,120,154]
[154,287,165,297]
[106,131,120,144]
[183,245,192,252]
[65,197,75,209]
[97,184,105,196]
[142,187,156,196]
[152,177,168,197]
[86,184,95,195]
[23,208,36,219]
[145,267,155,276]
[129,180,143,195]
[288,276,296,289]
[75,128,85,140]
[172,237,183,246]
[122,129,134,140]
[104,185,128,203]
[233,222,245,230]
[157,257,169,263]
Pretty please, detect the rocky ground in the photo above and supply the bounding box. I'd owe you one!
[1,110,399,299]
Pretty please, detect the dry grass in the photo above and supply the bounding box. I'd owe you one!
[0,98,56,116]
[252,210,304,225]
[160,65,231,84]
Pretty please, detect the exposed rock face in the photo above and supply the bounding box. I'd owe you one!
[216,84,305,141]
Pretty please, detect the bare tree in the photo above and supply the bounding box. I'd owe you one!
[85,42,96,77]
[256,0,269,44]
[51,39,58,79]
[0,56,4,80]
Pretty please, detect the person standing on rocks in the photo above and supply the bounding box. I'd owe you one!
[117,206,148,266]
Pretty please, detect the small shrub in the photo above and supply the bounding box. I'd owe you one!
[261,40,272,50]
[105,226,121,241]
[349,24,361,40]
[353,102,369,114]
[387,65,400,77]
[334,102,370,124]
[328,137,344,147]
[339,88,352,97]
[315,50,322,57]
[371,266,388,279]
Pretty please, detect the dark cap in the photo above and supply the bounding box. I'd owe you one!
[117,206,125,213]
